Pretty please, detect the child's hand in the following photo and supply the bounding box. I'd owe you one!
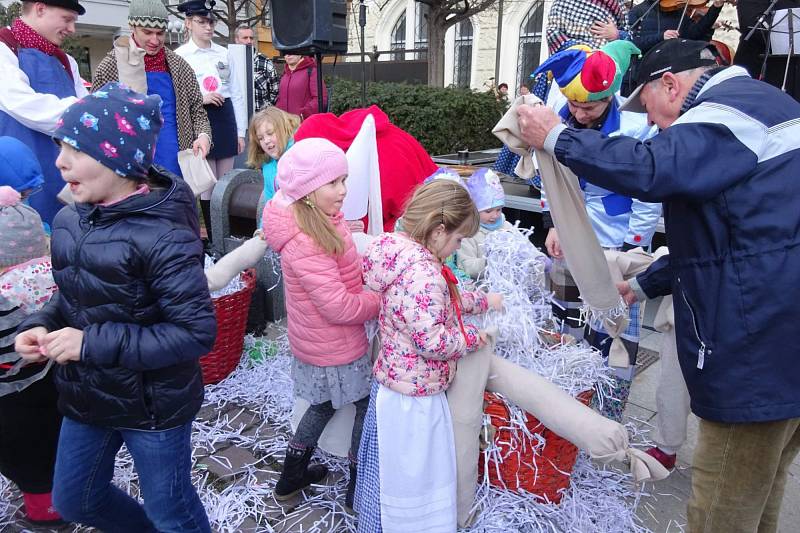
[487,292,504,311]
[347,220,365,233]
[478,330,488,347]
[42,327,84,365]
[14,327,49,362]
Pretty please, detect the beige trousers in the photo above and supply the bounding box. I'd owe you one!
[688,417,800,533]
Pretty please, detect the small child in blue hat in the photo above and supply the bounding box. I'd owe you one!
[0,137,45,199]
[15,82,216,532]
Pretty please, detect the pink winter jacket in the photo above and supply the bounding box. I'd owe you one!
[362,233,488,397]
[263,195,380,366]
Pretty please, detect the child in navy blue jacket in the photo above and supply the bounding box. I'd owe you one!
[15,83,216,533]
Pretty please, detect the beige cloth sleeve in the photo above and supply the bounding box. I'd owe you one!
[604,247,671,367]
[492,95,541,179]
[205,234,268,291]
[494,99,628,354]
[113,36,147,95]
[485,355,669,482]
[447,329,670,527]
[447,330,495,528]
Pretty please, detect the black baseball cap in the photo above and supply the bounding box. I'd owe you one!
[621,39,718,113]
[23,0,85,15]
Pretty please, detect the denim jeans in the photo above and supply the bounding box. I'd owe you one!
[688,417,800,533]
[53,417,210,533]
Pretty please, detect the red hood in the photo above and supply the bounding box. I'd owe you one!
[288,56,316,73]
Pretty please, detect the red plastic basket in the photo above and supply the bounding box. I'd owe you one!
[200,269,257,385]
[479,389,594,503]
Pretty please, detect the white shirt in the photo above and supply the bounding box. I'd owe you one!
[0,42,88,135]
[175,38,246,137]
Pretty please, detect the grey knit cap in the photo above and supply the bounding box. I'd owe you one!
[0,187,47,269]
[128,0,169,29]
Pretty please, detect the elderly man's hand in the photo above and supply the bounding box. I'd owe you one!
[517,104,562,150]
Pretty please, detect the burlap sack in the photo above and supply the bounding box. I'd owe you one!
[447,329,669,527]
[113,36,147,94]
[178,149,216,197]
[447,330,495,527]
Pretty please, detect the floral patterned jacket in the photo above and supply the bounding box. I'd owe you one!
[362,233,487,397]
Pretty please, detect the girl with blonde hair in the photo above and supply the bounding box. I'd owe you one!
[246,107,300,203]
[259,137,380,506]
[356,179,503,531]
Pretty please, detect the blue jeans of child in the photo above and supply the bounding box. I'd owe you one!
[53,416,210,533]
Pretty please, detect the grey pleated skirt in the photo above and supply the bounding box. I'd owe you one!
[291,353,372,409]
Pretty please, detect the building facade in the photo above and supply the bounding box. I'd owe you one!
[347,0,738,94]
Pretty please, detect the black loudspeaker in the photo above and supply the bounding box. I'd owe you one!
[270,0,348,55]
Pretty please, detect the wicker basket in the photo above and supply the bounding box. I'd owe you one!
[200,269,257,385]
[479,389,594,503]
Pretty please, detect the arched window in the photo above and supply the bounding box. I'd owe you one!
[517,1,544,90]
[390,13,407,61]
[415,3,429,60]
[453,19,473,88]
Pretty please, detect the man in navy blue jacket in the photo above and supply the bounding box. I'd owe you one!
[517,39,800,532]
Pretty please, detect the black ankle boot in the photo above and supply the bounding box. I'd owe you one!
[274,446,328,501]
[344,463,357,513]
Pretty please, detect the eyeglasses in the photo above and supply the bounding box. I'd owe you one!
[191,17,215,28]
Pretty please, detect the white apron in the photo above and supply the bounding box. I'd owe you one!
[376,385,457,533]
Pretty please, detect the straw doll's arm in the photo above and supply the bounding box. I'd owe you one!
[205,233,268,291]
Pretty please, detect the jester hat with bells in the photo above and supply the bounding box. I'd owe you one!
[533,40,641,102]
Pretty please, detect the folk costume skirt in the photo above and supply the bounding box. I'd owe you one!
[355,381,457,533]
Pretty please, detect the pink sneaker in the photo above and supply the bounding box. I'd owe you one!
[646,447,677,470]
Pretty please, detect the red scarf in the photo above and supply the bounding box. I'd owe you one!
[442,265,468,341]
[143,47,168,73]
[132,37,168,73]
[10,19,73,81]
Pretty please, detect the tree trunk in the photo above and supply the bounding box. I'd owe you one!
[427,13,447,87]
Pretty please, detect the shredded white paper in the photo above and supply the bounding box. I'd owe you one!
[0,225,664,532]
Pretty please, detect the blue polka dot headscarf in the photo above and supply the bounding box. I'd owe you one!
[54,82,164,180]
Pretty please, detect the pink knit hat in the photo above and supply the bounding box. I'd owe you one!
[276,138,348,203]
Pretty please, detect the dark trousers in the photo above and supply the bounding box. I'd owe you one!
[0,367,61,493]
[292,397,370,462]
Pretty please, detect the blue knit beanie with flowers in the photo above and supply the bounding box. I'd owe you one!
[53,82,163,180]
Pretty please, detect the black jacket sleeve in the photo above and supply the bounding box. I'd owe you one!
[682,5,722,41]
[636,254,672,298]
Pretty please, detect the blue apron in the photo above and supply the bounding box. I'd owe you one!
[0,48,76,226]
[146,71,181,176]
